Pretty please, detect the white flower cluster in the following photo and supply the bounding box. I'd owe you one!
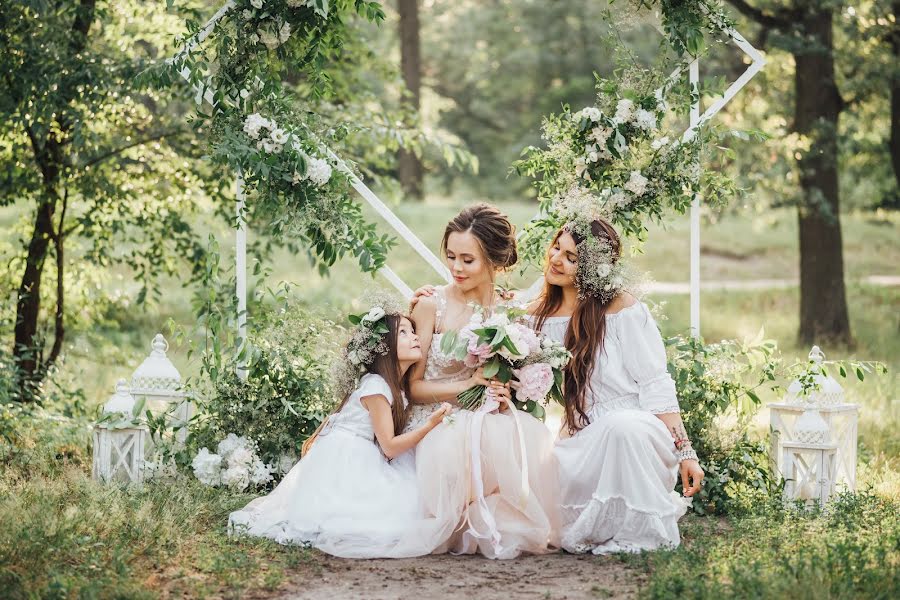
[294,156,332,188]
[243,113,292,153]
[572,96,663,180]
[257,22,292,50]
[624,170,649,197]
[551,185,608,223]
[191,433,273,491]
[241,1,295,49]
[243,113,333,188]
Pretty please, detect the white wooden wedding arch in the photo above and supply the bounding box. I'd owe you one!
[169,2,764,378]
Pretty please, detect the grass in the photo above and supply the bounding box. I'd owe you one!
[0,416,315,599]
[634,493,900,599]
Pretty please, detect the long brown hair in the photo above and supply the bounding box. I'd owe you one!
[302,314,412,455]
[532,219,622,435]
[441,203,518,271]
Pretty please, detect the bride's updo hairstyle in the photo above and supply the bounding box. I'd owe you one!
[441,203,518,273]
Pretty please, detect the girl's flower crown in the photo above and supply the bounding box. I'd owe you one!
[331,292,406,400]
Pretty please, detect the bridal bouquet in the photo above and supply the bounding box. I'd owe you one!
[439,306,570,419]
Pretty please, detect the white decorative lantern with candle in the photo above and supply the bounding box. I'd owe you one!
[92,379,149,484]
[131,333,192,444]
[769,346,859,500]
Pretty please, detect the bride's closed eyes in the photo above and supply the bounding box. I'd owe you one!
[446,252,474,264]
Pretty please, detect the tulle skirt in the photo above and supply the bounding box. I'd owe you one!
[228,429,454,558]
[414,407,560,559]
[553,409,689,554]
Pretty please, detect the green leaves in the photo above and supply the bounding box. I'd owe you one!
[482,358,500,379]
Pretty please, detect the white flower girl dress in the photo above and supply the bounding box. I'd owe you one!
[229,373,453,558]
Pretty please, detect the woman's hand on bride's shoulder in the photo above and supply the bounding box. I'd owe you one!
[409,285,437,310]
[426,402,453,427]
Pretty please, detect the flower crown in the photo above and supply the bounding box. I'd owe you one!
[332,292,406,400]
[545,184,637,303]
[562,217,636,304]
[345,306,392,368]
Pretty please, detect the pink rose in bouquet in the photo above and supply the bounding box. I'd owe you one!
[513,363,555,403]
[460,325,496,368]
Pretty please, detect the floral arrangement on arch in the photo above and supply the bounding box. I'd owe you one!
[515,71,738,265]
[160,0,393,274]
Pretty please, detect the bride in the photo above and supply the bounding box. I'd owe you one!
[404,203,559,559]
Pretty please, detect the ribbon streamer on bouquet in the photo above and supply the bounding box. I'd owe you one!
[462,393,531,555]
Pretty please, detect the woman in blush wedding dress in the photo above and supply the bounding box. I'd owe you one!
[404,204,560,559]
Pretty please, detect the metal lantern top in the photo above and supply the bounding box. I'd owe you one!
[103,379,136,415]
[785,346,844,407]
[131,334,184,397]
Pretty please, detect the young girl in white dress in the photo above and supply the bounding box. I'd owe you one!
[406,204,559,560]
[528,217,705,554]
[228,305,453,559]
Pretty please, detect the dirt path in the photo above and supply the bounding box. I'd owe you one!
[276,552,641,599]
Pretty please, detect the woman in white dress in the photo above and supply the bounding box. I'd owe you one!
[229,306,454,558]
[527,217,704,554]
[406,204,559,559]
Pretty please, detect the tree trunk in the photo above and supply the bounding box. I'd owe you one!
[397,0,424,200]
[14,198,56,393]
[12,0,94,399]
[794,9,853,346]
[45,191,67,371]
[890,0,900,193]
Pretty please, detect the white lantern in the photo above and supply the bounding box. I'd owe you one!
[131,333,192,444]
[769,346,859,494]
[92,380,149,484]
[781,441,838,504]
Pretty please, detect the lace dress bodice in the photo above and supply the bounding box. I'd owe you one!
[406,287,476,430]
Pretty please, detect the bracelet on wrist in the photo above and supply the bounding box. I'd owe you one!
[677,447,699,463]
[674,438,692,450]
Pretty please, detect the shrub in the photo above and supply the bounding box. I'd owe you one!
[187,305,340,471]
[666,333,783,515]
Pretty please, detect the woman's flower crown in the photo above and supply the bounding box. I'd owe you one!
[564,218,636,304]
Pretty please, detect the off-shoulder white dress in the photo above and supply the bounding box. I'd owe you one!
[532,301,688,554]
